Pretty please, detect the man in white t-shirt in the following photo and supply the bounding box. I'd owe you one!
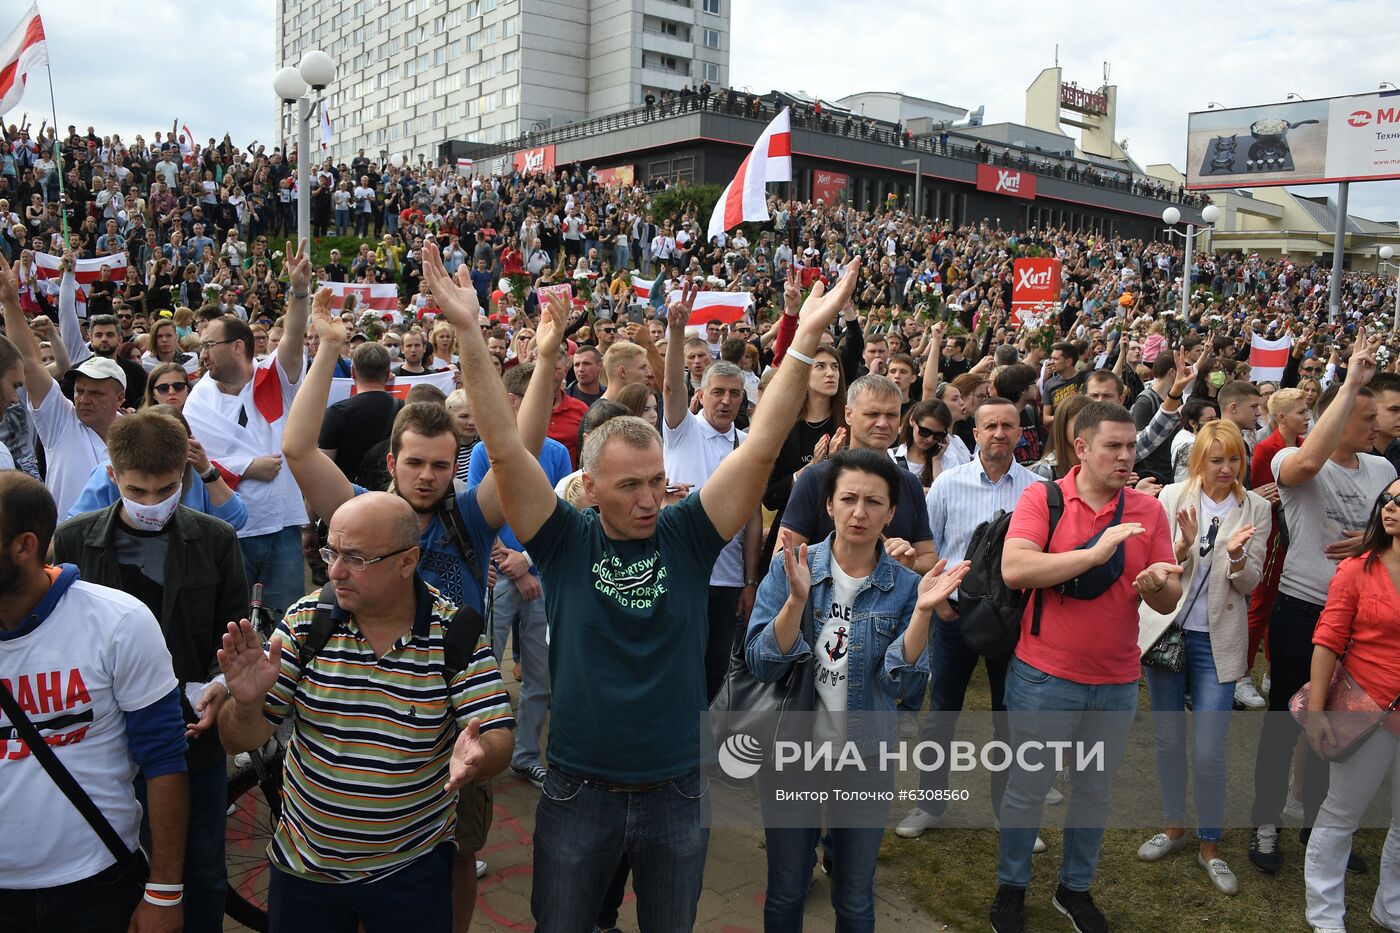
[663,299,761,702]
[183,240,312,614]
[1,262,124,518]
[0,471,189,931]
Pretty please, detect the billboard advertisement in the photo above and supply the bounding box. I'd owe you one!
[811,169,849,204]
[595,165,635,186]
[513,144,556,176]
[1186,90,1400,189]
[1010,258,1061,327]
[976,163,1036,200]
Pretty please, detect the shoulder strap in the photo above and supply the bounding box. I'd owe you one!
[299,582,339,670]
[437,492,484,589]
[0,680,134,867]
[1031,481,1065,638]
[441,604,487,682]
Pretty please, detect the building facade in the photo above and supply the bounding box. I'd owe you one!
[276,0,730,166]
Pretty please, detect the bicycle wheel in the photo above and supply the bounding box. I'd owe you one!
[224,762,281,932]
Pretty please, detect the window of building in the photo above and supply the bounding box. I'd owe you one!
[702,61,719,82]
[703,28,720,49]
[501,50,518,72]
[702,0,720,13]
[502,15,519,38]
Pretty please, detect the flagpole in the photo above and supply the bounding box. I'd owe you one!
[43,60,66,242]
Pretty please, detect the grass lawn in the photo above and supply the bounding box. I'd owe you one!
[876,660,1391,933]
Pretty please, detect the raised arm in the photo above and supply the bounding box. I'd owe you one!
[423,241,556,541]
[662,281,699,430]
[1278,334,1377,487]
[281,288,355,521]
[276,237,311,384]
[0,254,53,406]
[701,258,862,540]
[55,251,90,366]
[920,320,945,401]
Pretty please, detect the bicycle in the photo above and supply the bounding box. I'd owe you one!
[224,737,284,932]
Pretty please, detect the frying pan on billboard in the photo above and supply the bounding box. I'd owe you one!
[1185,90,1400,189]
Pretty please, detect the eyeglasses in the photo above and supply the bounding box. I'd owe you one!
[319,544,415,572]
[598,327,616,334]
[1380,492,1400,508]
[1301,366,1322,374]
[153,382,188,394]
[914,425,948,445]
[198,337,237,352]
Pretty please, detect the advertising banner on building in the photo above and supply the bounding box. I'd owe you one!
[1186,90,1400,189]
[975,163,1036,200]
[811,169,849,204]
[513,144,556,176]
[595,164,635,186]
[1010,257,1061,326]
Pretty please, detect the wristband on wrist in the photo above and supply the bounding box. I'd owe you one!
[144,883,184,908]
[786,348,816,366]
[291,288,310,300]
[1167,391,1183,400]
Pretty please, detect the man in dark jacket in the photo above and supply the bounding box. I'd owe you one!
[54,408,247,933]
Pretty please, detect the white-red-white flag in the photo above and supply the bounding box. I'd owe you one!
[33,251,127,312]
[667,289,752,327]
[319,101,332,151]
[0,4,47,117]
[327,370,455,406]
[1249,332,1292,383]
[323,281,400,319]
[631,273,654,300]
[706,107,792,243]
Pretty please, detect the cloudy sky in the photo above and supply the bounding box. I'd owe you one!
[17,0,1400,220]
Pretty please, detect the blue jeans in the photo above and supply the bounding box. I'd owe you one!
[532,767,709,933]
[614,244,630,270]
[239,525,306,617]
[267,842,454,932]
[915,614,1010,816]
[760,767,891,932]
[136,763,227,933]
[334,207,350,235]
[997,656,1137,892]
[490,575,551,771]
[1145,629,1234,841]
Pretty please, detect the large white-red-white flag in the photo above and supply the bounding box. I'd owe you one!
[327,370,455,406]
[33,251,127,313]
[667,289,752,327]
[706,107,791,243]
[323,280,401,319]
[1249,332,1292,383]
[0,4,47,117]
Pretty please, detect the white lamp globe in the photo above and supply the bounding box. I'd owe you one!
[1382,246,1394,261]
[273,67,307,102]
[389,153,405,169]
[298,50,336,90]
[1161,207,1181,226]
[1201,204,1220,224]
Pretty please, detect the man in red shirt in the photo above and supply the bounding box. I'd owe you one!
[545,345,588,467]
[989,401,1182,933]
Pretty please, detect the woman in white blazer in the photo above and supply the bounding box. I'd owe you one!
[1135,420,1271,895]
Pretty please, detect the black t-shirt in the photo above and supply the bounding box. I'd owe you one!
[318,391,403,484]
[780,457,933,545]
[567,384,602,407]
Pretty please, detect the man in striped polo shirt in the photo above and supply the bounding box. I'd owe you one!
[217,491,515,931]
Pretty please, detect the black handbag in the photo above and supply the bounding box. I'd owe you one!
[709,586,818,760]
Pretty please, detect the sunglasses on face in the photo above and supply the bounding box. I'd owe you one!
[915,424,948,445]
[1301,366,1322,374]
[1381,492,1400,508]
[153,381,188,394]
[598,327,615,334]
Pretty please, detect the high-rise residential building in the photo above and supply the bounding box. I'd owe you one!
[276,0,731,166]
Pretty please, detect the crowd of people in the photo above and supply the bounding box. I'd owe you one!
[1,120,1400,933]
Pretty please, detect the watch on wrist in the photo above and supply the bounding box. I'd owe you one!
[200,465,220,483]
[744,579,759,587]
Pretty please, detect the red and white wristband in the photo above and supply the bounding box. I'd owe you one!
[143,882,184,907]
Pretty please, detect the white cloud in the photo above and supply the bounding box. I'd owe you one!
[9,0,1399,221]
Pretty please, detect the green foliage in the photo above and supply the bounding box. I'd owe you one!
[308,235,372,269]
[649,184,725,228]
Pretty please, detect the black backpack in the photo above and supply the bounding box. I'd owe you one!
[297,581,485,683]
[956,481,1064,659]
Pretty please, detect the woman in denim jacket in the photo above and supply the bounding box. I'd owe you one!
[745,449,968,932]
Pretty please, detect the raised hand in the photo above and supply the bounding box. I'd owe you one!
[186,436,212,474]
[810,433,831,465]
[783,265,801,315]
[884,536,917,568]
[1345,331,1379,387]
[666,277,699,332]
[916,559,971,614]
[797,256,862,336]
[536,293,568,352]
[0,254,20,308]
[1225,523,1256,558]
[420,240,482,331]
[1171,348,1196,396]
[310,287,346,348]
[216,619,283,706]
[285,237,311,293]
[1175,505,1199,549]
[781,531,811,604]
[445,718,487,793]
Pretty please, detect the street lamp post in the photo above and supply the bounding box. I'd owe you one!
[274,51,337,249]
[900,158,921,217]
[1380,246,1400,337]
[1162,204,1220,318]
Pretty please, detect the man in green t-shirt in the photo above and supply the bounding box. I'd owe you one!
[425,241,862,931]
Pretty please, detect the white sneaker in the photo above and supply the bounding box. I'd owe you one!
[1262,673,1271,697]
[1313,928,1346,933]
[991,816,1045,853]
[1235,678,1267,710]
[895,806,940,838]
[1199,853,1240,895]
[1045,785,1064,805]
[475,859,488,879]
[1138,832,1190,862]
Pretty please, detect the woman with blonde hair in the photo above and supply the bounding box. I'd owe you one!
[429,321,457,370]
[1136,419,1270,894]
[141,317,198,374]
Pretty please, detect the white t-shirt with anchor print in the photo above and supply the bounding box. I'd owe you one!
[814,558,867,742]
